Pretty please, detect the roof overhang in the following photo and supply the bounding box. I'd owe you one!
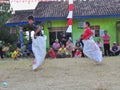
[6,14,120,27]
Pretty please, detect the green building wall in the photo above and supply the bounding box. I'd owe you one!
[44,18,120,48]
[73,18,120,45]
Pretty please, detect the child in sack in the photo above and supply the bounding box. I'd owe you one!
[82,21,103,63]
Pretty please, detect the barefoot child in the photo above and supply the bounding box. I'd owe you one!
[82,22,102,63]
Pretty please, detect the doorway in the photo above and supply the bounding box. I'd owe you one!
[49,27,72,46]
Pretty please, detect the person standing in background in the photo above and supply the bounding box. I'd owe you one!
[61,34,67,47]
[102,30,110,56]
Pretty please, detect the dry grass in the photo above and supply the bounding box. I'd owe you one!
[0,57,120,90]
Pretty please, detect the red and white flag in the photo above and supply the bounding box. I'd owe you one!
[66,0,74,33]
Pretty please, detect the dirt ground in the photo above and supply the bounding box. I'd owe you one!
[0,57,120,90]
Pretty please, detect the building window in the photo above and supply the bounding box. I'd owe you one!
[90,25,100,37]
[47,21,52,29]
[49,27,72,46]
[78,20,84,29]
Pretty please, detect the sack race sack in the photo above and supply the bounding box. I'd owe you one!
[32,35,47,70]
[83,39,102,62]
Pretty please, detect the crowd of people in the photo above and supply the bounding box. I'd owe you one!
[0,31,120,59]
[47,38,83,59]
[47,31,120,59]
[0,40,33,60]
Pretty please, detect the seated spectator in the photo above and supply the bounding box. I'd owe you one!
[110,42,120,56]
[74,49,82,58]
[74,40,79,47]
[26,42,32,57]
[0,46,3,59]
[66,40,74,57]
[48,47,56,58]
[57,44,66,58]
[1,45,10,57]
[74,42,83,57]
[2,45,6,57]
[17,41,21,48]
[52,39,60,53]
[96,39,103,51]
[7,44,13,57]
[75,42,82,51]
[4,44,10,57]
[11,47,20,59]
[79,34,84,48]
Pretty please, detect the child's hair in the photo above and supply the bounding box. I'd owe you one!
[28,16,34,21]
[85,21,90,27]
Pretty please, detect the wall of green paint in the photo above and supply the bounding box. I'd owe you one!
[72,18,120,46]
[44,18,120,48]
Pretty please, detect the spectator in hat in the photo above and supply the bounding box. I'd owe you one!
[52,39,60,53]
[110,42,120,56]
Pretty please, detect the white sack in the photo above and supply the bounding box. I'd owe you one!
[83,39,102,62]
[32,35,46,70]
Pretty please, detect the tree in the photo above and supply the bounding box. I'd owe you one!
[0,3,17,44]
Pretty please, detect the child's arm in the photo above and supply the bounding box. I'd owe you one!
[34,26,42,39]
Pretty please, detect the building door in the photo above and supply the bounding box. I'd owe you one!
[49,31,64,46]
[116,21,120,45]
[49,27,72,46]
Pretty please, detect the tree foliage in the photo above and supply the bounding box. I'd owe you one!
[0,3,17,44]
